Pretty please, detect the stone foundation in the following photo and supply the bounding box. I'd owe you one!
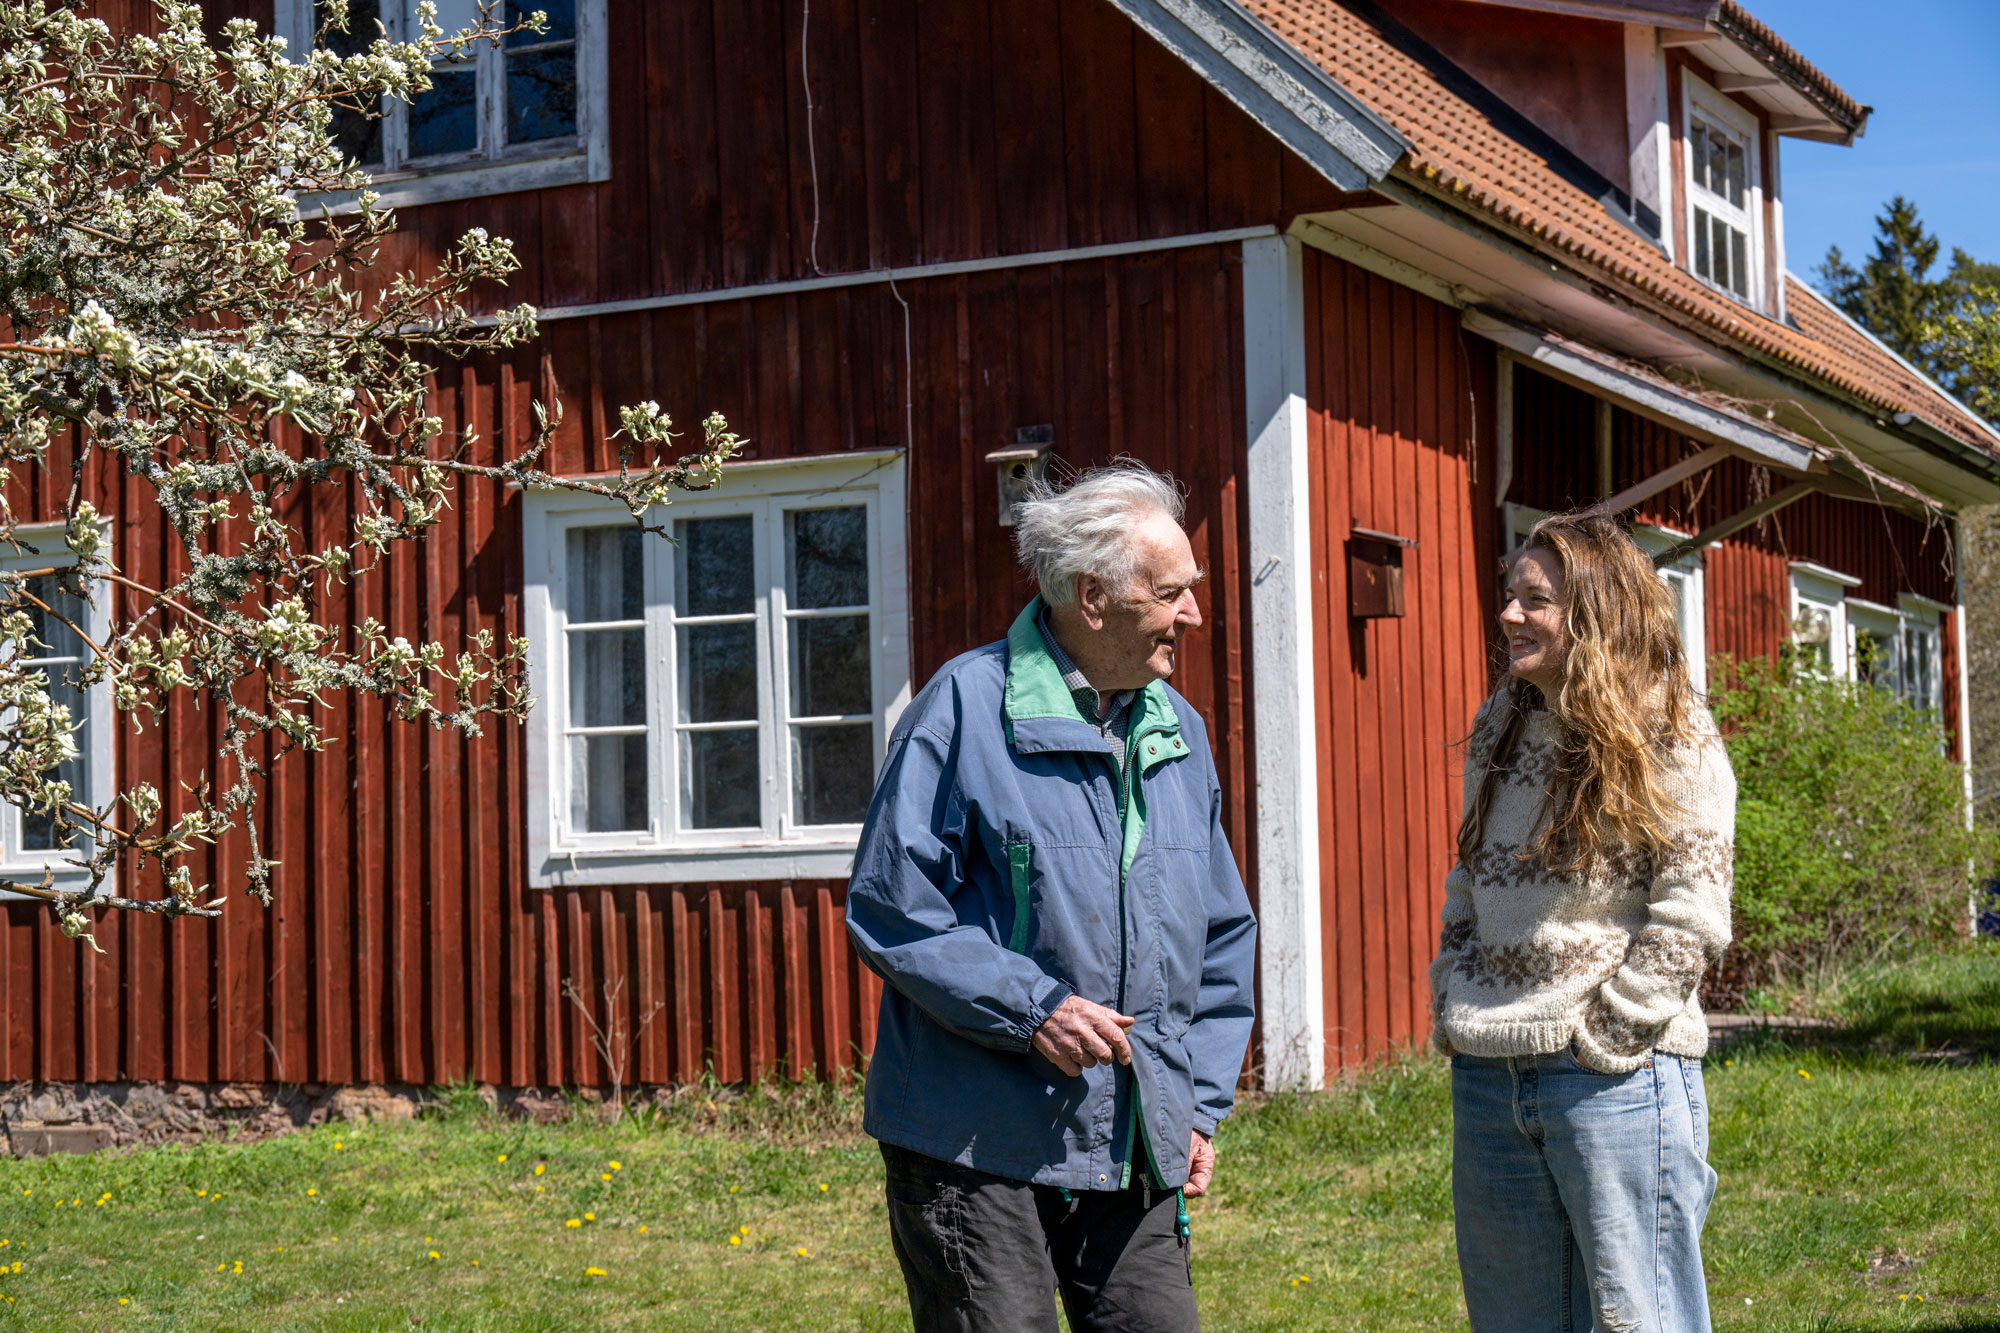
[0,1080,578,1155]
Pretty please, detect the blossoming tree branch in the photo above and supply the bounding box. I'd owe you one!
[0,1,738,942]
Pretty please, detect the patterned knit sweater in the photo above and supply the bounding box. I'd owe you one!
[1429,694,1736,1074]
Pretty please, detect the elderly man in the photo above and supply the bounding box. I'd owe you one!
[846,463,1258,1333]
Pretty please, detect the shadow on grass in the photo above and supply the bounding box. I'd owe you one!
[1719,945,2000,1063]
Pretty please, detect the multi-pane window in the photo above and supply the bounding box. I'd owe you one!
[1632,526,1708,694]
[525,453,910,886]
[276,0,605,208]
[0,534,112,897]
[1683,80,1762,309]
[1852,597,1947,715]
[1789,563,1858,677]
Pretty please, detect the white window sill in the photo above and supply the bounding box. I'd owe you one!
[298,149,601,217]
[530,838,862,888]
[0,863,114,903]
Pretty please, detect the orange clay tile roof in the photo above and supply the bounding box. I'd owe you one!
[1715,2,1868,131]
[1236,0,1996,456]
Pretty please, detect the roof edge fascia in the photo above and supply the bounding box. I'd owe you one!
[1104,0,1409,191]
[1450,0,1716,32]
[1371,173,2000,488]
[1784,273,2000,454]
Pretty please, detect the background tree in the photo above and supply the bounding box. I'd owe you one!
[0,0,736,943]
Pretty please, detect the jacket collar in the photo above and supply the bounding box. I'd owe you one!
[1002,598,1178,756]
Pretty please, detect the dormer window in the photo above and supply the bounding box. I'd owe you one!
[1682,73,1764,311]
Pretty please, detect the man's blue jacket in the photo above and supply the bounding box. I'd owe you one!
[845,599,1258,1191]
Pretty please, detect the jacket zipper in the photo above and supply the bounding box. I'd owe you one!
[1113,722,1174,1191]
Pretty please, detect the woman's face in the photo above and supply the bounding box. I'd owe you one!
[1500,546,1569,695]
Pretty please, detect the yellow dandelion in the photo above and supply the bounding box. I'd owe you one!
[306,1188,318,1197]
[536,1185,545,1192]
[738,1225,750,1235]
[819,1183,828,1192]
[216,1263,226,1272]
[566,1219,581,1229]
[232,1262,243,1274]
[497,1154,508,1163]
[600,1173,613,1182]
[471,1259,480,1267]
[608,1161,621,1170]
[796,1247,809,1257]
[425,1237,433,1243]
[728,1185,738,1194]
[428,1251,440,1260]
[638,1225,649,1235]
[584,1212,595,1222]
[120,1297,130,1305]
[728,1235,741,1246]
[534,1164,545,1176]
[584,1266,608,1277]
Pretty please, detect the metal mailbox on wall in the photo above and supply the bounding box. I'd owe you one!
[1349,527,1416,618]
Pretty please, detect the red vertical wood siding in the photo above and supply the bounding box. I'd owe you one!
[0,248,1258,1087]
[1302,250,1497,1074]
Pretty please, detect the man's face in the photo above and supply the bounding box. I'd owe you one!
[1079,512,1205,690]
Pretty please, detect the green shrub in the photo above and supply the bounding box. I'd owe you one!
[1708,654,1993,989]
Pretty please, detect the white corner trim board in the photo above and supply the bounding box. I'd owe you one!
[1242,234,1326,1092]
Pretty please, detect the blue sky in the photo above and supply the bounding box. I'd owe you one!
[1745,0,2000,283]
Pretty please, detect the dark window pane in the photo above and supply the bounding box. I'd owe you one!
[1706,129,1725,197]
[790,614,870,717]
[506,0,577,47]
[20,669,86,852]
[1725,140,1746,208]
[683,729,759,828]
[680,623,757,723]
[794,724,873,825]
[788,507,869,608]
[1693,208,1711,279]
[506,45,577,143]
[566,525,643,622]
[316,1,387,165]
[1689,122,1708,191]
[408,65,478,158]
[1727,224,1746,297]
[567,628,645,728]
[677,515,755,616]
[568,734,647,832]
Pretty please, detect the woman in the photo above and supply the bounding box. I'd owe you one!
[1431,512,1735,1333]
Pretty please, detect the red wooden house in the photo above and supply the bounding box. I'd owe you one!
[6,0,1994,1097]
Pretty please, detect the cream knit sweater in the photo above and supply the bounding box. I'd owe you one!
[1429,694,1736,1074]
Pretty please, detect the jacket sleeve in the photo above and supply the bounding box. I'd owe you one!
[1574,728,1737,1070]
[1187,781,1258,1136]
[844,714,1073,1054]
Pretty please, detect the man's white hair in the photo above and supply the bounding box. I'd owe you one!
[1013,462,1186,608]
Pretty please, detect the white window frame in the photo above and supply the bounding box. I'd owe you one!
[274,0,610,214]
[522,450,910,886]
[1845,597,1904,692]
[1631,523,1708,695]
[1681,70,1766,313]
[1503,505,1708,692]
[0,525,116,901]
[1897,593,1951,717]
[1788,561,1860,677]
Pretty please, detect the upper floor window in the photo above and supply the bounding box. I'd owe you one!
[276,0,608,211]
[0,528,114,899]
[1850,595,1949,715]
[1682,74,1764,311]
[522,451,910,886]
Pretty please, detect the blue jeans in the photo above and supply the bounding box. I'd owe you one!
[1450,1050,1717,1333]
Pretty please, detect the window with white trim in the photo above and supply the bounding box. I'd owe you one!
[1788,561,1859,676]
[1503,506,1709,691]
[0,529,114,898]
[1899,599,1945,715]
[1632,525,1708,694]
[1682,73,1764,310]
[274,0,609,211]
[522,451,910,886]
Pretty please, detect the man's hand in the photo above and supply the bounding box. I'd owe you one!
[1184,1130,1215,1197]
[1031,995,1134,1077]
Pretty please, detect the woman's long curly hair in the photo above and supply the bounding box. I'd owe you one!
[1457,512,1702,876]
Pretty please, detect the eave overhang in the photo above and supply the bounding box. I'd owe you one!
[1104,0,1409,191]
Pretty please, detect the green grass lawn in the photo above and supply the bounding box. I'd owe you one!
[2,943,1995,1331]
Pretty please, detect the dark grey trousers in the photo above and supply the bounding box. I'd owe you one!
[879,1142,1199,1333]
